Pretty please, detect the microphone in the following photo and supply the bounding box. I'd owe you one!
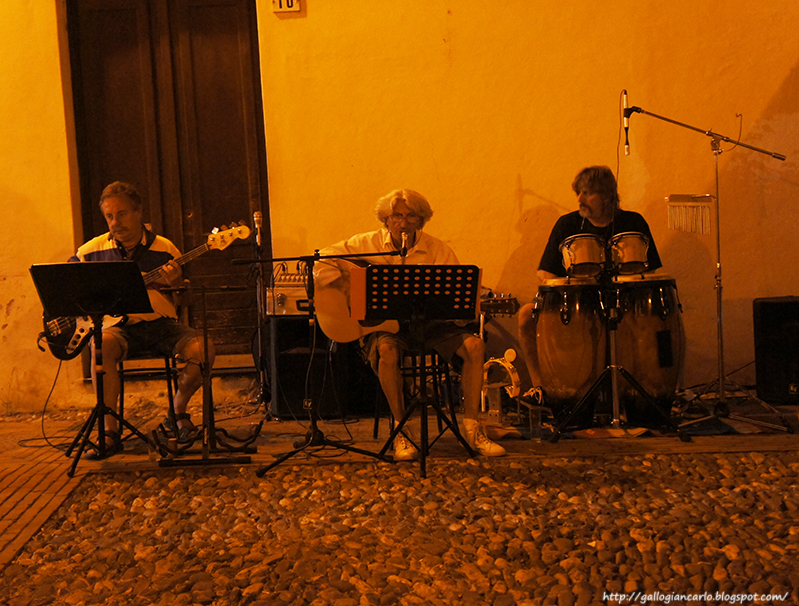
[400,232,408,258]
[623,90,630,156]
[253,211,263,247]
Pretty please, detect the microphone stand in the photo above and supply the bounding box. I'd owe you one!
[626,103,790,431]
[252,216,276,419]
[233,249,402,475]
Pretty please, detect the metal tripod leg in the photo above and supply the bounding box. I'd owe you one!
[377,351,476,478]
[680,378,793,433]
[65,317,165,477]
[255,397,387,476]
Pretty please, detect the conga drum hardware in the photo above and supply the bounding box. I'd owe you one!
[520,270,690,442]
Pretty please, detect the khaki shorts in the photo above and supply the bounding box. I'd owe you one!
[361,320,477,373]
[105,317,202,360]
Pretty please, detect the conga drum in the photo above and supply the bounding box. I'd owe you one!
[519,278,606,424]
[613,274,685,423]
[609,232,650,275]
[559,234,606,277]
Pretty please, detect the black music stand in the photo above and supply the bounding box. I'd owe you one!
[29,262,159,476]
[355,264,481,477]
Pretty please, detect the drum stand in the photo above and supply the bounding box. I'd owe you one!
[550,275,691,443]
[626,99,791,432]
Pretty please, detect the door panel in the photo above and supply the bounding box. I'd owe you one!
[169,0,268,351]
[73,0,167,236]
[69,0,269,355]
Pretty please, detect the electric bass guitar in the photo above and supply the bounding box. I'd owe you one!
[40,223,251,360]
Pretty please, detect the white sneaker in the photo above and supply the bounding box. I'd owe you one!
[463,419,506,457]
[393,428,419,461]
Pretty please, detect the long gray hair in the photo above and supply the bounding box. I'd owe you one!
[571,166,620,214]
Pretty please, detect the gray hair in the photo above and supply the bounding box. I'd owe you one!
[99,181,143,210]
[374,189,434,227]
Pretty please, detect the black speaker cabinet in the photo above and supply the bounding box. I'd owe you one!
[753,296,799,404]
[253,316,376,418]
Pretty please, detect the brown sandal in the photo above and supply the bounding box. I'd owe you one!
[164,413,198,441]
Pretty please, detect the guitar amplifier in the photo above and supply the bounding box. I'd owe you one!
[266,273,310,316]
[753,296,799,403]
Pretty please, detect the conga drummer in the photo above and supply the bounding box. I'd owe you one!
[537,165,662,281]
[520,165,685,429]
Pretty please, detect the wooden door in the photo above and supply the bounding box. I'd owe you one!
[68,0,269,354]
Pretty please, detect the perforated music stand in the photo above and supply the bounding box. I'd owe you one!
[30,262,158,476]
[352,264,481,477]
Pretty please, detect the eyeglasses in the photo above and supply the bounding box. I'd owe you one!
[387,212,420,224]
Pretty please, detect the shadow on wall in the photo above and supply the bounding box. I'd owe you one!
[691,63,799,389]
[489,179,571,393]
[658,229,717,389]
[496,174,569,304]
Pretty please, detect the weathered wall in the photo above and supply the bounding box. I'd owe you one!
[0,1,90,414]
[1,1,797,412]
[258,1,799,391]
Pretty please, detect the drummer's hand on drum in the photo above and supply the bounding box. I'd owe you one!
[537,269,558,282]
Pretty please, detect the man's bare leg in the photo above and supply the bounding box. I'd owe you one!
[457,335,505,456]
[376,340,418,460]
[172,337,216,434]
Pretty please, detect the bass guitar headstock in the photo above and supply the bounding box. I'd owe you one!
[207,221,251,251]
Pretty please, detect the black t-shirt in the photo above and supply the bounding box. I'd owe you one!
[538,209,662,277]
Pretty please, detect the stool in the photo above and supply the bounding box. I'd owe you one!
[373,351,458,442]
[376,349,476,476]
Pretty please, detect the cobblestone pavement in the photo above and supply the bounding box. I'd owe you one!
[3,447,799,606]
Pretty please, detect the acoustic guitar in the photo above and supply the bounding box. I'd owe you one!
[315,283,520,344]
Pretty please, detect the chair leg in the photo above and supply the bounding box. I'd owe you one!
[433,356,445,434]
[442,360,459,427]
[164,357,178,427]
[118,362,125,426]
[373,386,382,439]
[373,385,396,439]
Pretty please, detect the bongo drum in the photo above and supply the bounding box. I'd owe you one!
[613,274,685,422]
[519,278,606,423]
[559,234,606,277]
[609,232,650,275]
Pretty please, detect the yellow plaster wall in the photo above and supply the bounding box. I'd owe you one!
[258,0,799,390]
[0,1,89,414]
